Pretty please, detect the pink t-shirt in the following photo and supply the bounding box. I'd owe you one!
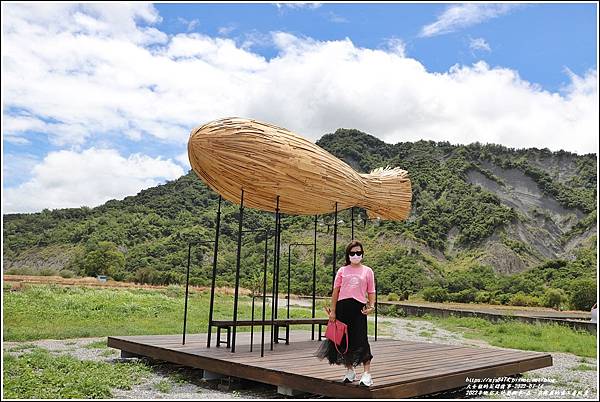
[333,264,375,304]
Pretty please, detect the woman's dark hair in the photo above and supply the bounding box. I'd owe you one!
[345,240,364,265]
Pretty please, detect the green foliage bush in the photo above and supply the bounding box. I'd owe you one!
[509,292,541,307]
[496,293,511,305]
[5,267,36,275]
[475,291,492,304]
[387,292,399,301]
[59,269,75,279]
[542,288,568,310]
[39,268,58,276]
[448,288,476,303]
[568,278,596,311]
[422,286,448,302]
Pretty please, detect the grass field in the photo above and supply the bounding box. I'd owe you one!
[404,314,597,358]
[3,283,390,341]
[2,283,596,398]
[3,346,151,399]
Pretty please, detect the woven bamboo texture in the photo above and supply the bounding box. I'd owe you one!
[188,117,411,220]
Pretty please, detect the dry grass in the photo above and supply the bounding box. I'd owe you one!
[3,275,252,295]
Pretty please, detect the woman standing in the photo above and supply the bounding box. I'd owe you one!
[315,240,376,386]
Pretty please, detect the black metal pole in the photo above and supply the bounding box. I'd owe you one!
[231,189,244,353]
[275,217,283,314]
[207,196,222,348]
[251,295,255,352]
[375,277,378,341]
[261,228,268,357]
[332,202,338,291]
[270,196,279,351]
[274,212,282,342]
[182,242,192,345]
[287,244,291,319]
[312,215,317,340]
[351,207,354,240]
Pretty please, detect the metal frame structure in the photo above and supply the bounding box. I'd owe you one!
[182,194,382,355]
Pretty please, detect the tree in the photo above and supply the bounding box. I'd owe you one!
[81,241,125,278]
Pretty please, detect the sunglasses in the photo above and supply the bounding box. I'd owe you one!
[349,251,363,256]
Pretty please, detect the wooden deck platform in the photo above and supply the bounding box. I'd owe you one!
[107,331,553,398]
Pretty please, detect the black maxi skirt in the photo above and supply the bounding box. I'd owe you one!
[314,297,373,367]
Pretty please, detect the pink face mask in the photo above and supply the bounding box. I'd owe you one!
[349,254,363,264]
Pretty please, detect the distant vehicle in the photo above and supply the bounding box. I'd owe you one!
[97,275,108,283]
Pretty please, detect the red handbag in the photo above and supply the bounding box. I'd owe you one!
[325,308,349,355]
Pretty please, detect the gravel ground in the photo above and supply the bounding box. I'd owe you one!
[380,316,597,400]
[3,313,597,399]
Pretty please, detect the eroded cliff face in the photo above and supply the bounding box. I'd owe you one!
[460,158,593,273]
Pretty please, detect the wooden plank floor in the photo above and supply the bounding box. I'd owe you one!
[107,330,553,398]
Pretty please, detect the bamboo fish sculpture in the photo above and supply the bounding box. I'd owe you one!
[187,117,412,221]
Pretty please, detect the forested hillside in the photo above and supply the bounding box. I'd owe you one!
[3,129,597,310]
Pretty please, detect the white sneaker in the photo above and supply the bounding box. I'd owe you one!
[359,372,373,387]
[342,368,356,383]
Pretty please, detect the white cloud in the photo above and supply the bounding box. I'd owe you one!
[420,4,518,37]
[328,12,348,24]
[4,135,30,145]
[218,24,237,36]
[383,37,407,57]
[3,148,185,213]
[469,37,491,52]
[178,17,200,32]
[2,1,598,202]
[274,3,321,10]
[2,114,46,144]
[3,153,39,186]
[240,30,273,49]
[176,151,191,170]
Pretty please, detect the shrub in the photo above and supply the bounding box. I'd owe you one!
[568,279,596,311]
[59,270,75,279]
[449,288,476,303]
[509,292,541,307]
[496,293,511,305]
[422,286,448,302]
[475,291,492,304]
[134,267,160,285]
[387,292,399,301]
[543,288,567,310]
[39,268,58,276]
[5,267,36,275]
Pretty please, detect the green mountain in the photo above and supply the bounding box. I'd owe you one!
[3,129,597,309]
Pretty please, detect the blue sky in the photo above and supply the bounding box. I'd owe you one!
[2,2,598,213]
[153,2,596,92]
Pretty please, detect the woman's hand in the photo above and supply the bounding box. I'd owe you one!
[325,306,336,322]
[361,305,375,315]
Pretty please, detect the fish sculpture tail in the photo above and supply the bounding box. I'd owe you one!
[359,166,412,221]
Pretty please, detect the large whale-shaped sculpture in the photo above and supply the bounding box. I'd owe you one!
[188,117,411,220]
